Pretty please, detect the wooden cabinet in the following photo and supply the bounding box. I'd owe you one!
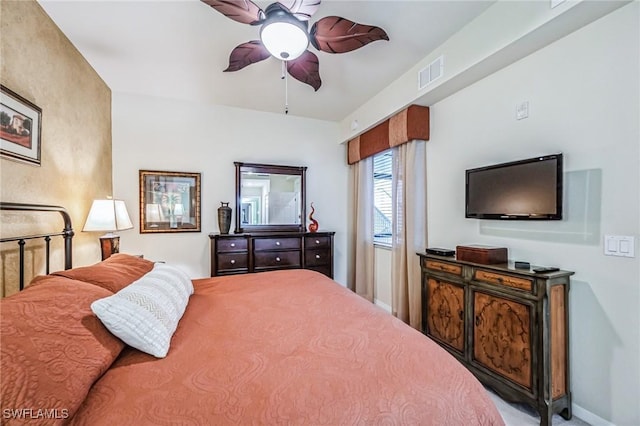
[473,291,533,390]
[425,277,465,354]
[418,253,573,426]
[210,232,334,278]
[213,236,250,275]
[303,235,333,277]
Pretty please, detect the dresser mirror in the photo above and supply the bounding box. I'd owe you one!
[234,162,307,233]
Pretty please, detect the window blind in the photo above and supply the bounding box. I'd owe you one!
[373,150,392,245]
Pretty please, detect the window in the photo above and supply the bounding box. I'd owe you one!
[373,150,393,246]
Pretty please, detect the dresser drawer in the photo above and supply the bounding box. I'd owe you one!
[254,250,301,268]
[307,265,332,278]
[217,238,248,252]
[217,253,249,272]
[424,259,462,276]
[304,236,331,249]
[474,269,533,292]
[254,237,300,251]
[305,249,330,266]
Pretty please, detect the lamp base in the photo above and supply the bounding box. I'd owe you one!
[99,234,120,261]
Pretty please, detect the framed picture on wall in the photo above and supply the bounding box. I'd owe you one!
[139,170,201,233]
[0,85,42,166]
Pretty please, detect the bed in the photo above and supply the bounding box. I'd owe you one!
[0,203,504,425]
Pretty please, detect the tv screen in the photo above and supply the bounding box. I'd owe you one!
[465,154,563,220]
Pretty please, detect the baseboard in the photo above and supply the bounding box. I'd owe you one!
[374,299,392,313]
[573,403,615,426]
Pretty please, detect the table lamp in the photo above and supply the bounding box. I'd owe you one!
[83,199,133,260]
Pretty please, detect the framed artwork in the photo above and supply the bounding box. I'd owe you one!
[0,85,42,166]
[139,170,201,233]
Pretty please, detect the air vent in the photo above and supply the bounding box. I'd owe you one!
[418,55,444,90]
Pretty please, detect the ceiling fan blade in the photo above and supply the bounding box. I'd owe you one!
[310,16,389,54]
[287,51,321,91]
[224,41,270,72]
[277,0,321,21]
[201,0,265,25]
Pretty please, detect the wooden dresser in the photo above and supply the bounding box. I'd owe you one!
[417,253,573,426]
[210,232,335,278]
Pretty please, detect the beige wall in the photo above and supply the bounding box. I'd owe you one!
[0,0,112,295]
[425,5,638,424]
[111,92,347,283]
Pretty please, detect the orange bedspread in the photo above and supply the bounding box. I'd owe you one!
[71,270,503,425]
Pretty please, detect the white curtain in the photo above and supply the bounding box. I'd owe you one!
[350,156,375,302]
[391,140,427,329]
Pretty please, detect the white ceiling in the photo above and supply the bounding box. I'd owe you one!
[38,0,495,122]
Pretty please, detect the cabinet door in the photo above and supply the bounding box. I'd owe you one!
[473,291,532,390]
[426,277,465,353]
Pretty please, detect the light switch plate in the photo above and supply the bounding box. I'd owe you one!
[604,235,635,257]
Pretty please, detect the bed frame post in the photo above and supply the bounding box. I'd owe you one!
[18,239,25,291]
[64,227,73,269]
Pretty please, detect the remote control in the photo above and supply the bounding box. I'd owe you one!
[532,267,560,273]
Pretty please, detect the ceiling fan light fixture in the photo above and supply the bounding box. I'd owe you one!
[260,4,308,61]
[202,0,389,92]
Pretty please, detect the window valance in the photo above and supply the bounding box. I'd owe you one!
[347,105,429,165]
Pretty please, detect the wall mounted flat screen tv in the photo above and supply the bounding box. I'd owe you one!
[465,154,563,220]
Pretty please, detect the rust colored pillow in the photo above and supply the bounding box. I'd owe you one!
[52,253,154,293]
[0,276,125,424]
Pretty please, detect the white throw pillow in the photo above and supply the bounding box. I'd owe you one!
[91,262,194,358]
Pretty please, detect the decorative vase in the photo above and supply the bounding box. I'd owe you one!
[308,202,319,233]
[218,202,232,234]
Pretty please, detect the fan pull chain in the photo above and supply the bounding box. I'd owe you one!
[281,61,289,115]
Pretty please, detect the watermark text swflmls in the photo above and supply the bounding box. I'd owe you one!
[3,408,69,420]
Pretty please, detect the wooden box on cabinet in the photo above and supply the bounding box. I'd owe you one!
[456,244,507,265]
[418,253,573,426]
[210,232,334,278]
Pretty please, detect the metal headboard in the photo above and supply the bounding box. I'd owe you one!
[0,202,74,290]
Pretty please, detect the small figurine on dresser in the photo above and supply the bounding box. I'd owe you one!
[308,202,319,233]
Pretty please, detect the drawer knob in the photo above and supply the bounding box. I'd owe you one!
[276,241,281,246]
[315,254,321,259]
[315,240,320,244]
[230,259,236,264]
[230,243,235,247]
[276,257,281,262]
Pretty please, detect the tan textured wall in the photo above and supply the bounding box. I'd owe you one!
[0,0,112,295]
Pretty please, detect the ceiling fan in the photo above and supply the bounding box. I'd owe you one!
[201,0,389,92]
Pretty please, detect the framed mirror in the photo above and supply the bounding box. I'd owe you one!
[234,162,307,233]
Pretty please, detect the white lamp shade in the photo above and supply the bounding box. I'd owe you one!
[173,204,184,216]
[260,21,309,60]
[146,203,162,222]
[83,199,133,232]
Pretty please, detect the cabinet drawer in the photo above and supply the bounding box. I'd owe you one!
[217,238,248,252]
[254,237,300,251]
[304,236,330,249]
[217,253,248,271]
[305,249,330,266]
[425,259,462,276]
[254,250,301,268]
[474,270,533,292]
